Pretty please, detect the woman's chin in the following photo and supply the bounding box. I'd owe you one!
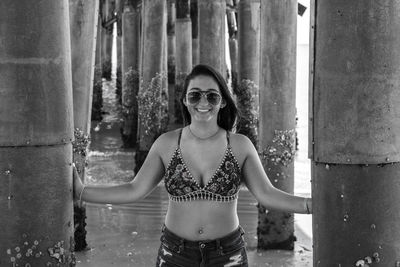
[192,112,215,122]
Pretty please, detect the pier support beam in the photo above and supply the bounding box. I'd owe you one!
[92,10,104,121]
[167,0,176,84]
[237,0,260,147]
[0,0,75,265]
[101,0,115,80]
[198,0,226,74]
[175,0,192,124]
[121,1,141,148]
[115,0,124,104]
[226,0,238,92]
[190,0,199,66]
[258,0,297,250]
[311,1,400,265]
[69,0,99,251]
[136,0,168,173]
[167,0,177,124]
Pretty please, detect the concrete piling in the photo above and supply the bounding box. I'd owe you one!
[198,0,226,74]
[175,0,192,124]
[190,0,199,66]
[237,0,260,148]
[311,1,400,265]
[258,0,297,250]
[121,1,141,148]
[101,0,115,80]
[135,0,168,173]
[0,0,75,265]
[69,0,99,252]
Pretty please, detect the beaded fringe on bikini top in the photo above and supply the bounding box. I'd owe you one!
[163,130,242,202]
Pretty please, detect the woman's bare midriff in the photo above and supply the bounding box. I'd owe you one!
[164,199,239,241]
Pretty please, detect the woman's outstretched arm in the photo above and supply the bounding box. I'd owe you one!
[235,134,312,214]
[73,134,167,205]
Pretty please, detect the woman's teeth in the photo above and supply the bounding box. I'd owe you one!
[197,108,210,113]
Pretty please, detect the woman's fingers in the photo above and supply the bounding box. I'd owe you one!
[72,164,83,199]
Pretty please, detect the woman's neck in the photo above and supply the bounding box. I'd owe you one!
[188,122,220,140]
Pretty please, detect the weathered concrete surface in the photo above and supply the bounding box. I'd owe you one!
[198,0,226,74]
[0,0,74,265]
[121,3,141,148]
[258,0,297,250]
[311,0,400,164]
[311,1,400,266]
[312,163,400,266]
[69,0,99,134]
[0,2,74,146]
[238,0,260,84]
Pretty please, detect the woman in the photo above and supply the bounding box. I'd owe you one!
[73,64,312,267]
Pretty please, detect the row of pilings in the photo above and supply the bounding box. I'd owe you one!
[1,0,400,266]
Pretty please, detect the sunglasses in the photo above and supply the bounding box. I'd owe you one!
[186,91,222,106]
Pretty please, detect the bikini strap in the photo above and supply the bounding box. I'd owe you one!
[226,130,231,147]
[178,128,183,147]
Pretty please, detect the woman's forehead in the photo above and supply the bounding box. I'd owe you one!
[188,75,220,91]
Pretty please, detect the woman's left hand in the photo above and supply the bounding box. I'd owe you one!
[72,163,84,201]
[305,197,312,214]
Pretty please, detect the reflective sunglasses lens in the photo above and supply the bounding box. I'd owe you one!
[206,93,221,105]
[187,92,202,105]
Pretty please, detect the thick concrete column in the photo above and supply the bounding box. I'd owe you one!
[167,0,176,84]
[226,0,238,92]
[69,0,99,251]
[190,0,199,66]
[101,0,115,80]
[115,0,124,104]
[70,0,99,147]
[258,0,297,250]
[0,0,75,265]
[135,0,168,172]
[236,0,260,148]
[92,10,104,121]
[167,0,177,125]
[175,0,192,124]
[121,1,141,148]
[311,1,400,266]
[198,0,226,74]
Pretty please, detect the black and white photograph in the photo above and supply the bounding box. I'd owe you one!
[1,0,399,266]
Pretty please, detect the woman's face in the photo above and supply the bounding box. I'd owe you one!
[184,75,226,124]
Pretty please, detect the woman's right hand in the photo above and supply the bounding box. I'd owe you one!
[72,163,84,201]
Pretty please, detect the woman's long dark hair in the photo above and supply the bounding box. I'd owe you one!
[180,64,238,131]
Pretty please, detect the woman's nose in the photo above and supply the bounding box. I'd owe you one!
[198,94,209,105]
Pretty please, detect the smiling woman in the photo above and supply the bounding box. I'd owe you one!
[73,64,312,267]
[180,64,238,132]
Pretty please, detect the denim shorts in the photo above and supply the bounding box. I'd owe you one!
[156,225,248,267]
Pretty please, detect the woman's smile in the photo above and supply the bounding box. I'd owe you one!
[196,108,211,113]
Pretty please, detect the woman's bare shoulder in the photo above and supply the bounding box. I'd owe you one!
[228,132,256,165]
[153,128,182,157]
[229,132,254,147]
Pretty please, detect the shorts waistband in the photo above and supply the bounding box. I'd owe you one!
[161,225,245,250]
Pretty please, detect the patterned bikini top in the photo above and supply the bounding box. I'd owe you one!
[164,129,242,202]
